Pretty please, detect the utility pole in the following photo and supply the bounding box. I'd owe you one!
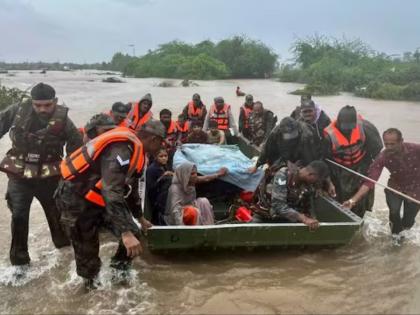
[128,44,136,57]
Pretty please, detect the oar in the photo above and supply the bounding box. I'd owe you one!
[325,158,420,206]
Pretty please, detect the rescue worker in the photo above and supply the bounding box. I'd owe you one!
[56,119,164,288]
[249,117,319,172]
[175,114,190,144]
[238,94,254,140]
[248,101,276,147]
[126,93,153,132]
[324,105,383,217]
[181,93,207,127]
[251,160,330,230]
[109,101,130,126]
[343,128,420,244]
[203,96,238,144]
[0,82,82,267]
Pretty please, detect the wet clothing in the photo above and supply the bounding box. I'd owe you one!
[207,130,226,145]
[164,162,214,225]
[385,190,420,234]
[238,104,253,140]
[363,143,420,234]
[249,110,276,147]
[186,131,208,144]
[364,143,420,201]
[324,119,383,217]
[252,163,314,222]
[56,141,143,279]
[0,100,82,265]
[146,161,172,225]
[256,121,320,168]
[7,177,70,265]
[182,101,207,127]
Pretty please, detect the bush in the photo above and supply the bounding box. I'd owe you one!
[0,85,27,110]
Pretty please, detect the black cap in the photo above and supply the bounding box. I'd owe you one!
[279,117,299,140]
[31,83,55,100]
[111,102,129,116]
[245,94,253,101]
[337,105,357,131]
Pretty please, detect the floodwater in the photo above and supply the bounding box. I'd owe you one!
[1,70,420,314]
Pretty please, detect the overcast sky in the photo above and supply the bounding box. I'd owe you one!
[1,0,419,63]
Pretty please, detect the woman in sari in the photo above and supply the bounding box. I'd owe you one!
[164,162,227,225]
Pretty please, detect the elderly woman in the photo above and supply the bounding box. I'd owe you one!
[164,162,227,225]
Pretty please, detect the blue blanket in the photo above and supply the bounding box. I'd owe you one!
[173,144,264,192]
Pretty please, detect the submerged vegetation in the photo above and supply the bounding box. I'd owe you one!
[277,35,420,101]
[109,36,278,80]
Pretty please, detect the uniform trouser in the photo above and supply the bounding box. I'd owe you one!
[6,177,70,266]
[56,183,138,280]
[385,190,420,234]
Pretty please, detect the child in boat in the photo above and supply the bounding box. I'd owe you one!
[146,149,174,225]
[207,120,226,144]
[164,162,228,225]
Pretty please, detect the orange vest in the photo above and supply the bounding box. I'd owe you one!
[241,105,253,130]
[187,101,205,120]
[324,116,366,167]
[165,120,178,147]
[209,104,230,130]
[176,120,190,143]
[60,127,145,207]
[125,102,153,132]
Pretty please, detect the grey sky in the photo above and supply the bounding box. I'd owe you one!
[1,0,419,63]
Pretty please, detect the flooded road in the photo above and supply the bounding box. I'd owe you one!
[1,70,420,314]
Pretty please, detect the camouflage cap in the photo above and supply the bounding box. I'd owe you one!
[140,119,166,138]
[84,113,116,131]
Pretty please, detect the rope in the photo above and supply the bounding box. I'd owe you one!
[326,158,420,206]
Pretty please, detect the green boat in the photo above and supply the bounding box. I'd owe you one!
[145,136,363,251]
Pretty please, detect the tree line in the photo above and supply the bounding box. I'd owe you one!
[109,36,278,79]
[277,35,420,101]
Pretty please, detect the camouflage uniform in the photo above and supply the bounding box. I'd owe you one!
[0,100,82,265]
[253,163,315,222]
[55,142,142,279]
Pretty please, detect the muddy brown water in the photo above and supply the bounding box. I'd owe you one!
[0,71,420,314]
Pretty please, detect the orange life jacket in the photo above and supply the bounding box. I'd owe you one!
[209,104,230,130]
[241,105,253,130]
[176,120,190,143]
[125,102,153,132]
[187,101,205,120]
[165,120,178,147]
[324,116,366,167]
[60,127,145,207]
